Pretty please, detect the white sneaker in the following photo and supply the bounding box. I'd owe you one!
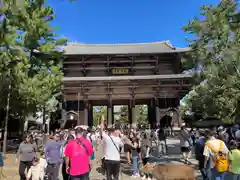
[147,177,152,180]
[141,175,146,180]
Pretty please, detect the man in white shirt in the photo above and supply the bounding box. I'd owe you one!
[100,116,123,180]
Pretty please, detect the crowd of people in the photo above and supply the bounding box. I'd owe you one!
[179,125,240,180]
[15,118,240,180]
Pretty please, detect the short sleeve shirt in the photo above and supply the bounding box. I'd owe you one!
[64,136,93,176]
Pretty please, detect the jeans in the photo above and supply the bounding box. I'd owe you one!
[71,172,89,180]
[62,161,70,180]
[200,168,212,180]
[132,156,138,174]
[105,160,120,180]
[19,161,32,180]
[158,140,167,156]
[46,163,60,180]
[211,168,227,180]
[224,172,240,180]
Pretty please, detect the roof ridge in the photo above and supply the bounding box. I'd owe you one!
[67,41,171,47]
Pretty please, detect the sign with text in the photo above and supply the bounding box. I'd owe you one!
[111,68,129,75]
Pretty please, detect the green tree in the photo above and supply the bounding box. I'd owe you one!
[183,0,240,123]
[0,0,67,152]
[93,106,107,126]
[136,105,148,124]
[119,106,128,123]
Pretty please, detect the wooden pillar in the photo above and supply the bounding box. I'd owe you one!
[78,101,85,125]
[128,103,132,124]
[61,99,67,129]
[83,99,88,125]
[112,105,115,125]
[148,98,156,129]
[88,101,93,127]
[129,99,136,128]
[107,95,113,126]
[156,98,160,127]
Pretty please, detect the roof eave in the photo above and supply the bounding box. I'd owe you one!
[64,48,191,56]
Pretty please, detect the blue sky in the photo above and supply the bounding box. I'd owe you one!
[47,0,219,48]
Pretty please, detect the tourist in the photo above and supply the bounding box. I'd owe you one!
[44,133,62,180]
[26,154,47,180]
[64,127,93,180]
[141,133,152,180]
[157,127,167,157]
[123,131,133,164]
[131,135,140,178]
[194,130,208,180]
[100,116,123,180]
[179,126,192,164]
[225,140,240,180]
[203,130,229,180]
[61,134,74,180]
[17,134,37,180]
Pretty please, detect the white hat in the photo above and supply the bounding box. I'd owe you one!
[74,125,89,131]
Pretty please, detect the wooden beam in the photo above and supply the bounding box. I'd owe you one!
[63,92,178,101]
[63,83,191,90]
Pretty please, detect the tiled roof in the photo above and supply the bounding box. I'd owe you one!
[64,41,190,55]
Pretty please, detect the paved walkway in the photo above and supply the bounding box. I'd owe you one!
[2,138,201,180]
[90,138,201,180]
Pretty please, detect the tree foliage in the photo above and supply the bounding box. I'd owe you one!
[93,106,107,126]
[0,0,66,120]
[183,0,240,123]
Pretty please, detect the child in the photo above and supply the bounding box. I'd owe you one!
[27,154,47,180]
[131,137,140,178]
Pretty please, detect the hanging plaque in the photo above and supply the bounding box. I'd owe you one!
[111,68,129,75]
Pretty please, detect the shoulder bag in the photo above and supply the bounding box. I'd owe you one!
[108,135,120,153]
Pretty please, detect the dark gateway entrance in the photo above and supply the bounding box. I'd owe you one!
[62,41,192,128]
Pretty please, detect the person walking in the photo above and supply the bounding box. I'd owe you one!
[61,134,74,180]
[179,126,192,164]
[44,133,62,180]
[157,127,167,156]
[99,116,123,180]
[225,140,240,180]
[64,127,93,180]
[17,134,37,180]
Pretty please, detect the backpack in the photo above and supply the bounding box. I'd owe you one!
[205,140,228,172]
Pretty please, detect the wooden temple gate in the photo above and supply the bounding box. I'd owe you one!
[62,41,192,128]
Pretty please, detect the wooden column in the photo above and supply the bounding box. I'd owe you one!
[77,93,81,125]
[128,102,132,124]
[129,96,136,128]
[107,83,113,126]
[155,98,160,127]
[61,98,67,129]
[107,96,113,126]
[83,97,88,125]
[155,88,160,127]
[148,98,156,129]
[88,101,93,127]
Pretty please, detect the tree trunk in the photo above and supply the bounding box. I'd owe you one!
[42,107,46,133]
[3,83,11,154]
